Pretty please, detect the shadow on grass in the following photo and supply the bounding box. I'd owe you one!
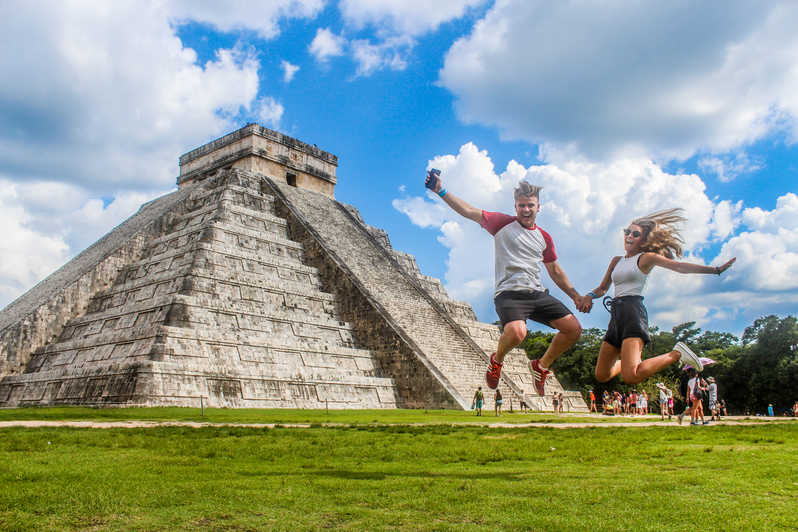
[253,469,526,481]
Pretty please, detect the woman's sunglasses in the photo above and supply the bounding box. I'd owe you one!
[624,229,642,238]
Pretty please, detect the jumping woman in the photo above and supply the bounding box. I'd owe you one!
[585,209,735,385]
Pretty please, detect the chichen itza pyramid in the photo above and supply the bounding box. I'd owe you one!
[0,124,586,411]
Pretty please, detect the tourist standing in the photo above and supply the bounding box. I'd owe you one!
[495,388,503,416]
[657,383,669,420]
[679,368,697,425]
[708,377,719,421]
[612,392,621,415]
[639,390,648,415]
[473,387,484,416]
[693,376,708,425]
[667,389,674,418]
[589,389,597,413]
[425,172,590,395]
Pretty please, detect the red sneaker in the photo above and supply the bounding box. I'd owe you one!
[485,353,503,389]
[529,359,550,396]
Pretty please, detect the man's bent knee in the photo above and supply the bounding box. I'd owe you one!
[553,315,582,341]
[501,321,527,346]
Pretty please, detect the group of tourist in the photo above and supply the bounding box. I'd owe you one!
[471,387,506,416]
[591,389,650,416]
[551,391,566,413]
[677,369,725,425]
[586,378,731,422]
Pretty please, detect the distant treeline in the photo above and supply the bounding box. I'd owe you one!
[521,315,797,415]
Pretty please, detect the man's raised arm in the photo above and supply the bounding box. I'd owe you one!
[425,170,483,224]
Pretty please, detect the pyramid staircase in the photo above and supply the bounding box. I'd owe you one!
[0,172,400,407]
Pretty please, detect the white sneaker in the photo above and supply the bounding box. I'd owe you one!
[674,342,703,372]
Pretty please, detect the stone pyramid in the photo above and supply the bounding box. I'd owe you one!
[0,124,586,411]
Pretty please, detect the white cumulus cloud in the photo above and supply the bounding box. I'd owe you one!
[335,0,485,76]
[255,97,285,127]
[166,0,324,39]
[281,60,300,82]
[439,0,798,163]
[309,28,347,62]
[339,0,486,36]
[351,36,413,76]
[720,193,798,292]
[0,1,291,307]
[698,152,764,183]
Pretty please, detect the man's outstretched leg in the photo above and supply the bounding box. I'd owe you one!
[485,320,527,389]
[529,315,581,395]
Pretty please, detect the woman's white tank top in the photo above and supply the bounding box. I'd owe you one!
[612,253,648,297]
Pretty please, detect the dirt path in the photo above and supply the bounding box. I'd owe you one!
[1,417,794,430]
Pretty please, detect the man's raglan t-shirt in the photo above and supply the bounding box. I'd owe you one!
[480,210,557,297]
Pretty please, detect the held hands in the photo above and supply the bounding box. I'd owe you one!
[575,294,593,313]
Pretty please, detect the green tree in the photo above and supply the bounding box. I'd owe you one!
[672,322,701,343]
[727,315,798,413]
[514,316,796,416]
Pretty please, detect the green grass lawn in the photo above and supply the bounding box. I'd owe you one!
[0,405,764,425]
[1,415,796,531]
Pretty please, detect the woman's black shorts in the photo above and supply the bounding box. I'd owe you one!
[603,295,651,348]
[494,290,572,327]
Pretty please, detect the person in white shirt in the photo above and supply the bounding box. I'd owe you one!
[708,377,719,421]
[425,172,591,395]
[656,383,670,420]
[583,209,735,386]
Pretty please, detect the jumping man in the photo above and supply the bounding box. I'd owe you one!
[425,171,590,395]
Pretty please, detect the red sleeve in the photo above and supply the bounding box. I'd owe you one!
[480,210,517,236]
[538,227,558,263]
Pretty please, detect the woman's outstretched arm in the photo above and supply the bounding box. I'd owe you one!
[639,254,736,275]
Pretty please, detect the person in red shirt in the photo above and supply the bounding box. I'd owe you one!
[425,171,591,395]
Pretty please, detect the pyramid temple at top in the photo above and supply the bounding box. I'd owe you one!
[0,124,586,411]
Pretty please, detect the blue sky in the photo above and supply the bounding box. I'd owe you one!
[1,1,797,338]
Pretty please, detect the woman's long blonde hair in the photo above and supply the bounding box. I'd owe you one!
[632,208,686,258]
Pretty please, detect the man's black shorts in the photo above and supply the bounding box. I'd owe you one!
[494,290,572,327]
[603,295,651,348]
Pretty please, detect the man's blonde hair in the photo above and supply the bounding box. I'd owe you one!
[514,180,542,201]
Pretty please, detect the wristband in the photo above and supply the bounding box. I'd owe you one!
[588,291,598,299]
[438,188,447,198]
